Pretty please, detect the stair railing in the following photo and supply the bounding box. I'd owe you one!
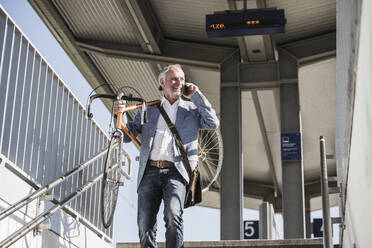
[0,164,114,248]
[0,147,108,221]
[0,145,111,247]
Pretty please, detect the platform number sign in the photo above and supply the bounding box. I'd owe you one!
[313,218,323,237]
[313,218,334,238]
[244,220,259,239]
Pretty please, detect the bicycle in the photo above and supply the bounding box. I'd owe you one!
[86,89,223,228]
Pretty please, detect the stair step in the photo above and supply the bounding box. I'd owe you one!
[117,238,325,248]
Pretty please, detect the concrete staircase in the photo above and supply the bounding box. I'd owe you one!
[117,238,339,248]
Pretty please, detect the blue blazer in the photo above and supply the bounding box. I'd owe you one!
[123,91,219,189]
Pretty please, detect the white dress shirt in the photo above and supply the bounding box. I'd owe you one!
[149,96,179,162]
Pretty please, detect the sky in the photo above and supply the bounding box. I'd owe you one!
[0,0,339,246]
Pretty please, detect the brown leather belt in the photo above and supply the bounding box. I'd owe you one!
[147,160,174,169]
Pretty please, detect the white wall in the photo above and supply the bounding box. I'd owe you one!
[0,157,112,248]
[343,0,372,247]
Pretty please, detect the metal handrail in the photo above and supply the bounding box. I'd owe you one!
[0,146,109,222]
[320,136,333,248]
[0,163,114,248]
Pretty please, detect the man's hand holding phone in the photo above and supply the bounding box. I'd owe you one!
[182,82,198,98]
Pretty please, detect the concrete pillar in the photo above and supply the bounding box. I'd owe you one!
[279,49,306,238]
[259,202,280,240]
[259,202,271,239]
[220,51,243,240]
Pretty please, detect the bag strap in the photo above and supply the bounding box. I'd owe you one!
[157,103,193,177]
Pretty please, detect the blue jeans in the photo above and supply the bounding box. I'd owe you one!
[137,165,186,248]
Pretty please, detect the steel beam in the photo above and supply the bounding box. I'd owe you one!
[208,179,274,200]
[221,79,298,90]
[220,51,243,240]
[161,39,236,65]
[298,50,336,66]
[76,38,237,71]
[76,40,224,71]
[251,90,280,196]
[120,0,163,54]
[240,62,278,82]
[279,49,306,239]
[279,31,336,62]
[243,181,274,199]
[209,179,273,200]
[304,179,338,198]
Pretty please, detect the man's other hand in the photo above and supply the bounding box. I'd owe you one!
[113,100,126,114]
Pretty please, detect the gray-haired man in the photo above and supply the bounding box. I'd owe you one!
[114,64,219,248]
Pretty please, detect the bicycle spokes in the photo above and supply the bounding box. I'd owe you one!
[197,128,223,192]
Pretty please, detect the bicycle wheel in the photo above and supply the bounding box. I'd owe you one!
[198,128,223,192]
[101,132,122,228]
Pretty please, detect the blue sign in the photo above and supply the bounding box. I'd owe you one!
[244,220,259,239]
[313,218,323,237]
[313,218,334,238]
[281,132,302,161]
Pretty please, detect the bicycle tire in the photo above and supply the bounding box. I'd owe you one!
[101,133,121,228]
[197,128,223,192]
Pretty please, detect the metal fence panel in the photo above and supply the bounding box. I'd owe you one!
[0,18,14,152]
[2,28,21,158]
[9,37,28,164]
[17,46,34,171]
[0,8,110,237]
[37,67,53,182]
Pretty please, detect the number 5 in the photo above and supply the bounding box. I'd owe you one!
[245,221,255,237]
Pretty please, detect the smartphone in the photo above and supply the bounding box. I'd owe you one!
[182,85,190,95]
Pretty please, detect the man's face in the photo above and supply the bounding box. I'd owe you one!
[160,67,185,102]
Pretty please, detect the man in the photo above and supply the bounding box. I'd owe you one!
[114,64,219,248]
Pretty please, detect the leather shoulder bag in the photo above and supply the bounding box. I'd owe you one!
[157,104,202,208]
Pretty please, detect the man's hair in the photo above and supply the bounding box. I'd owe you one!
[158,64,184,90]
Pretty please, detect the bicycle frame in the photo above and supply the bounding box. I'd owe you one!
[115,100,205,160]
[115,99,160,149]
[87,94,205,158]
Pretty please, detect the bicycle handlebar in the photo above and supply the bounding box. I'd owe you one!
[86,93,145,119]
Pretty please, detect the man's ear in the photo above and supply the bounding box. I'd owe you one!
[160,78,165,88]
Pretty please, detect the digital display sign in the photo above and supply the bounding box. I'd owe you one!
[206,9,286,38]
